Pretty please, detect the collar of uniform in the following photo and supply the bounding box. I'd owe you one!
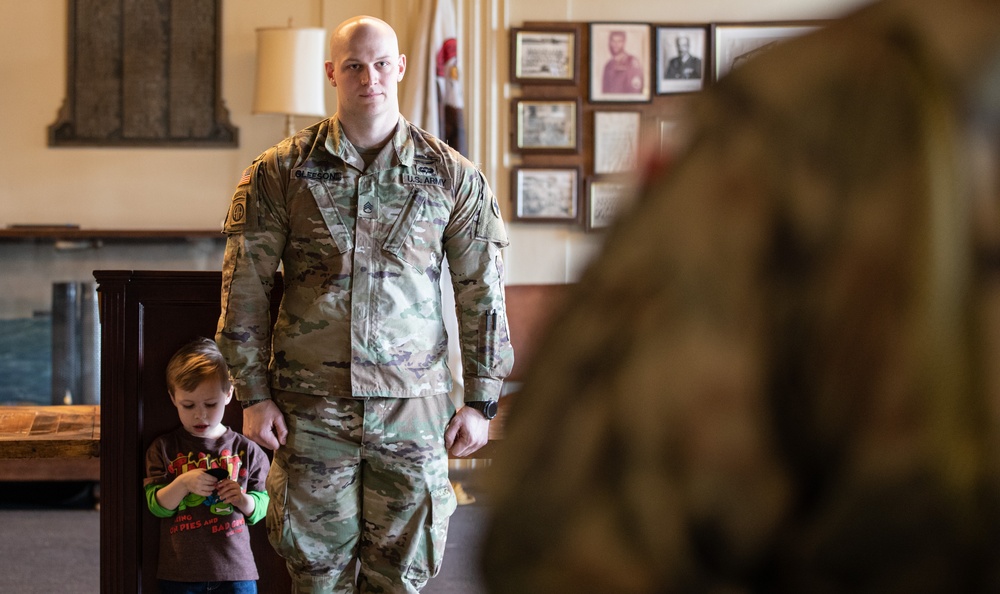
[325,117,363,170]
[391,115,415,168]
[324,115,415,170]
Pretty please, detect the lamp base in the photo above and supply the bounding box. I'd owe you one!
[284,114,296,138]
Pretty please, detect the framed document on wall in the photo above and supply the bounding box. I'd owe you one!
[593,111,641,174]
[512,166,581,222]
[511,27,578,84]
[586,178,635,231]
[512,99,581,153]
[711,22,820,81]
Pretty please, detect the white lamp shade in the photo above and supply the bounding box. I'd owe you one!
[253,27,327,117]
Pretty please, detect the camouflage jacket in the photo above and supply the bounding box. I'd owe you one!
[484,0,1000,592]
[216,116,513,402]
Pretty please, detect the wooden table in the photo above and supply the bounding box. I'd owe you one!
[0,405,100,481]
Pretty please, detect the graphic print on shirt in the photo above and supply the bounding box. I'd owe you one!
[167,448,246,515]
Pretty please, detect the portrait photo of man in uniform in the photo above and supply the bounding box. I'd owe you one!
[589,22,651,102]
[657,26,706,94]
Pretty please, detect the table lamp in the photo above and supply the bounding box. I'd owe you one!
[252,26,327,137]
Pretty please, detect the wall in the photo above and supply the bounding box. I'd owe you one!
[0,1,366,231]
[497,0,872,283]
[0,0,872,283]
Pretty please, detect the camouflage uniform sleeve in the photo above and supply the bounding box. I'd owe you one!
[444,167,514,402]
[215,149,289,403]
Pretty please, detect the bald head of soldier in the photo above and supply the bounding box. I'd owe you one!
[324,16,407,148]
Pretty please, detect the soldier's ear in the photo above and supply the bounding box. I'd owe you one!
[325,61,337,87]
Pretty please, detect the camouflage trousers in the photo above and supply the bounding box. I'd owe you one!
[266,390,458,593]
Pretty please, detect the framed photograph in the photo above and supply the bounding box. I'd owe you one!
[511,27,578,84]
[512,166,581,222]
[656,25,707,94]
[586,178,635,231]
[512,99,580,153]
[589,23,652,103]
[711,22,821,81]
[593,111,641,174]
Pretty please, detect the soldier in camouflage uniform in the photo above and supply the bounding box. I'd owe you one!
[483,0,1000,592]
[216,15,513,594]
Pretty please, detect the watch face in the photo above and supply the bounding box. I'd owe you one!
[469,400,498,419]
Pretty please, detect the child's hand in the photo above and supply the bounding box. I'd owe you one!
[175,468,219,497]
[214,478,245,505]
[215,479,255,515]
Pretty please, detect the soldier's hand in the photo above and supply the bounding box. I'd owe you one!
[445,406,490,457]
[243,400,288,450]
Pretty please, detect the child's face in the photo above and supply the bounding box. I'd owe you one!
[169,377,233,439]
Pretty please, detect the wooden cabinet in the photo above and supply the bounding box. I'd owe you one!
[95,270,287,594]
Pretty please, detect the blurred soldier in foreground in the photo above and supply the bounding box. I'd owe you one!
[483,0,1000,592]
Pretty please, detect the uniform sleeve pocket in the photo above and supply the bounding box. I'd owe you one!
[477,309,501,372]
[475,189,509,247]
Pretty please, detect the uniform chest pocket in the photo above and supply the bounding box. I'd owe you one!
[304,180,353,254]
[383,189,444,274]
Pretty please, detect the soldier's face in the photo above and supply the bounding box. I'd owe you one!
[326,21,406,122]
[609,33,625,56]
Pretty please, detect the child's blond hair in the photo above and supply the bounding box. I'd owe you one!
[165,337,233,396]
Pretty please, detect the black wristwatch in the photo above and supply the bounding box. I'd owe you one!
[240,398,269,410]
[465,400,498,420]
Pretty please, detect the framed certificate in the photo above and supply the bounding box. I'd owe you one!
[511,27,578,84]
[512,99,581,153]
[593,111,641,174]
[586,178,635,231]
[512,166,581,222]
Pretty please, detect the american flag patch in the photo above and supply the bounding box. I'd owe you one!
[238,166,252,186]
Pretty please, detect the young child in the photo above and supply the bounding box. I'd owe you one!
[144,337,270,594]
